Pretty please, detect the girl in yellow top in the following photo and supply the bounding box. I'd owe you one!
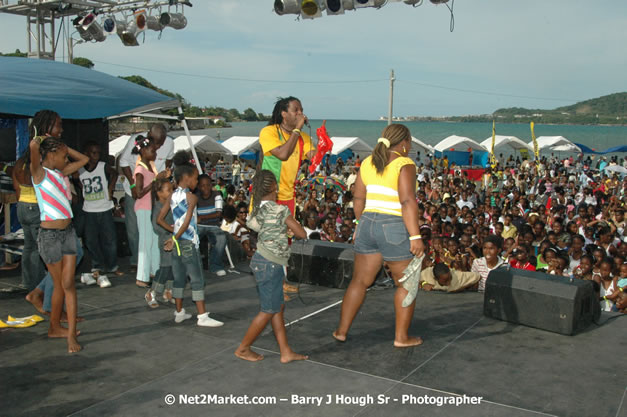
[333,124,426,348]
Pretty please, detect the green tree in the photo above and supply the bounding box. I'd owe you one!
[72,57,94,69]
[0,49,27,57]
[242,108,258,121]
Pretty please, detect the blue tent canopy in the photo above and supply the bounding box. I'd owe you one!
[0,57,177,119]
[604,145,627,153]
[574,143,600,154]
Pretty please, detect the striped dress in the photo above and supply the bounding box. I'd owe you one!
[32,167,73,221]
[170,187,199,248]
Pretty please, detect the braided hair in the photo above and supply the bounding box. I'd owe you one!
[371,124,411,174]
[22,110,62,171]
[250,170,278,217]
[131,135,151,155]
[39,136,66,163]
[268,96,300,126]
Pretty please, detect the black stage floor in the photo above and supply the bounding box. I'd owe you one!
[1,262,625,417]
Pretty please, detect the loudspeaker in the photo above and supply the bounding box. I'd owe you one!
[484,267,600,335]
[287,240,355,289]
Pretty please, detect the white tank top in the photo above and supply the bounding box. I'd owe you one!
[79,162,114,213]
[599,279,616,312]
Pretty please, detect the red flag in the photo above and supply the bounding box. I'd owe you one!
[309,120,333,175]
[545,196,552,212]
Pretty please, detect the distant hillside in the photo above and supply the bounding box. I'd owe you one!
[492,92,627,125]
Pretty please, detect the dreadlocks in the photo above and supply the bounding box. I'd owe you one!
[38,136,65,163]
[268,96,300,126]
[250,170,278,218]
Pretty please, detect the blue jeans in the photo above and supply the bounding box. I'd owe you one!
[124,193,138,266]
[151,266,173,295]
[17,202,46,290]
[250,252,284,314]
[37,233,83,312]
[172,240,205,301]
[353,212,413,262]
[84,209,118,272]
[198,225,226,272]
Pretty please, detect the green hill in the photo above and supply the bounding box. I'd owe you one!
[492,92,627,125]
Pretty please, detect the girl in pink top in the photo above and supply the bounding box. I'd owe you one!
[133,136,167,287]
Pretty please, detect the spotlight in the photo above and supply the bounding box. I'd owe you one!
[81,13,106,42]
[325,0,344,15]
[73,16,92,42]
[301,0,324,18]
[404,0,423,5]
[354,0,375,7]
[102,16,117,35]
[160,12,187,29]
[146,15,165,31]
[274,0,301,15]
[133,10,147,32]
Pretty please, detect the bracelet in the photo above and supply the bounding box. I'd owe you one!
[409,235,422,241]
[130,184,136,189]
[603,296,607,300]
[172,236,181,256]
[292,128,301,135]
[353,219,359,224]
[420,281,427,287]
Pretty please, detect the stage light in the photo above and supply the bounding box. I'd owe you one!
[325,0,344,14]
[73,16,92,42]
[403,0,423,5]
[274,0,301,15]
[146,15,165,31]
[133,10,147,32]
[430,0,449,3]
[342,0,355,10]
[160,12,187,29]
[354,0,374,8]
[102,16,117,35]
[301,0,324,18]
[81,13,106,42]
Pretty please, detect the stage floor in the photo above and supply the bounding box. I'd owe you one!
[1,262,625,417]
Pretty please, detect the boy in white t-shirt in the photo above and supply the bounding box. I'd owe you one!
[78,142,122,280]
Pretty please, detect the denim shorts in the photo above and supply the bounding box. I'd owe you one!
[37,225,77,264]
[250,252,284,314]
[353,212,412,261]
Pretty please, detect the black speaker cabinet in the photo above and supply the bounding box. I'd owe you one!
[287,240,355,289]
[484,267,600,335]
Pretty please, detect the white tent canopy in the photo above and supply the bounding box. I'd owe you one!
[480,135,533,152]
[411,136,435,155]
[434,135,487,152]
[109,135,130,158]
[172,135,230,154]
[530,136,582,153]
[330,137,372,158]
[221,136,261,156]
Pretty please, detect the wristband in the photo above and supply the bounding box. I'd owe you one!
[603,296,607,300]
[420,281,427,288]
[409,235,422,241]
[172,236,181,256]
[292,128,301,135]
[130,184,136,189]
[353,219,359,225]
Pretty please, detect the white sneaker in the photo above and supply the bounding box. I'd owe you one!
[97,275,112,288]
[174,308,192,323]
[215,270,227,277]
[81,273,97,286]
[197,312,224,327]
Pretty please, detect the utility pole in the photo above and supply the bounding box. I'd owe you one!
[388,69,395,125]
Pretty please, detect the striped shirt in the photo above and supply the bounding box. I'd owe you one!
[171,187,199,248]
[471,257,505,292]
[196,190,223,226]
[33,167,73,221]
[360,155,415,217]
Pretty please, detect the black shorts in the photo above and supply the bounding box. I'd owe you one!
[37,225,77,264]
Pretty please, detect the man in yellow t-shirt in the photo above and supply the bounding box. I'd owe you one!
[259,96,315,215]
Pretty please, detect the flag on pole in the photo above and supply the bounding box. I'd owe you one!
[531,121,539,160]
[490,120,497,169]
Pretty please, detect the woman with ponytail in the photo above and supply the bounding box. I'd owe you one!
[333,124,426,348]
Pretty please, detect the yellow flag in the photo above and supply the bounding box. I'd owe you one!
[531,121,539,160]
[490,120,497,168]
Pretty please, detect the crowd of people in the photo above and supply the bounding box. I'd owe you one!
[11,100,627,355]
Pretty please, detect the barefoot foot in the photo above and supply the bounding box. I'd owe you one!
[60,312,85,323]
[67,336,82,353]
[48,326,81,338]
[280,351,308,364]
[393,337,423,348]
[234,347,264,362]
[332,330,346,342]
[25,291,45,314]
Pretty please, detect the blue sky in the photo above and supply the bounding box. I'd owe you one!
[1,0,626,119]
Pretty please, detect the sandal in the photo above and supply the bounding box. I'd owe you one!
[112,270,124,277]
[163,289,175,304]
[136,280,150,288]
[145,290,159,308]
